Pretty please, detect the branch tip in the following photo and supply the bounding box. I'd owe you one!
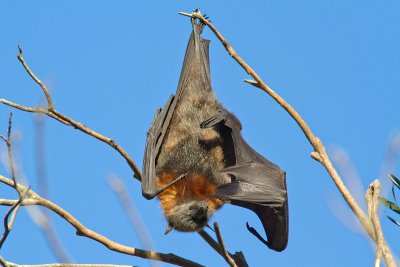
[310,151,321,162]
[178,12,193,18]
[17,45,23,58]
[243,79,260,87]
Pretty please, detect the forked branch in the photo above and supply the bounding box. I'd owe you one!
[0,113,29,249]
[0,175,203,267]
[365,180,396,267]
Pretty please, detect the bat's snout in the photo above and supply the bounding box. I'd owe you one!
[167,201,211,232]
[190,203,209,225]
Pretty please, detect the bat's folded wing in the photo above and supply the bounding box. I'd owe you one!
[142,20,209,199]
[217,163,286,207]
[202,111,289,251]
[142,95,176,199]
[216,167,288,252]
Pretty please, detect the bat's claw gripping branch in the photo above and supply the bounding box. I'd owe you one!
[179,9,211,27]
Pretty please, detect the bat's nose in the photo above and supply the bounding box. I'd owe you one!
[192,205,208,225]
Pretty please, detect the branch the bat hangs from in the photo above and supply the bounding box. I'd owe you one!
[142,11,289,252]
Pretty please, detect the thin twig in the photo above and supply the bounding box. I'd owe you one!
[213,222,237,267]
[0,259,138,267]
[0,197,22,248]
[0,175,203,267]
[106,175,159,267]
[365,180,396,267]
[0,113,18,194]
[14,265,133,267]
[197,229,248,267]
[328,147,367,234]
[0,113,27,248]
[32,113,73,263]
[0,187,29,248]
[17,46,54,109]
[197,229,223,256]
[35,113,49,199]
[1,48,141,180]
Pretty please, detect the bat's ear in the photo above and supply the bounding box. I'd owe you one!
[164,223,174,235]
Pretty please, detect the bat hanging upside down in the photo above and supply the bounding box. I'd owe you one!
[142,12,289,252]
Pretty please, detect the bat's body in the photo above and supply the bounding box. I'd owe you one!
[142,15,289,251]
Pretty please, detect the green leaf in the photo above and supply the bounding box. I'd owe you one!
[392,184,398,205]
[379,197,400,215]
[386,215,400,227]
[389,174,400,190]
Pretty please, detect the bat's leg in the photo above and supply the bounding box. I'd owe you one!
[148,172,187,198]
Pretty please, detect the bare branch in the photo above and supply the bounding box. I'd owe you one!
[17,46,54,109]
[15,265,132,267]
[213,222,237,267]
[197,229,248,267]
[1,113,18,192]
[197,229,223,256]
[0,100,70,125]
[0,175,203,267]
[327,147,367,235]
[0,196,22,248]
[0,186,30,248]
[0,113,28,248]
[1,47,141,180]
[31,114,73,263]
[365,180,396,267]
[0,256,11,267]
[35,113,49,199]
[0,258,138,267]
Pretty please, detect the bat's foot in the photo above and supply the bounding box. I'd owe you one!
[193,8,201,14]
[190,8,211,29]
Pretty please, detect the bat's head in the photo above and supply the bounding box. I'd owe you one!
[166,200,211,232]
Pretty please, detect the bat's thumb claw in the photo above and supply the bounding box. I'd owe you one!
[246,222,270,247]
[246,222,255,232]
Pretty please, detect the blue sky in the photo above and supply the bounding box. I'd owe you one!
[1,1,399,266]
